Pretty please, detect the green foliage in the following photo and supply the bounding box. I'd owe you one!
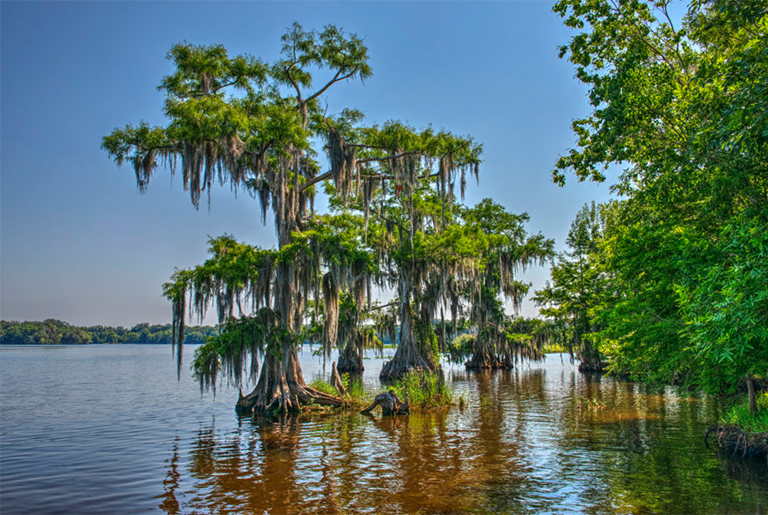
[543,342,567,354]
[392,370,453,410]
[549,0,768,393]
[722,393,768,433]
[341,373,368,402]
[461,199,555,364]
[446,333,475,363]
[534,202,608,366]
[191,309,281,393]
[677,211,768,391]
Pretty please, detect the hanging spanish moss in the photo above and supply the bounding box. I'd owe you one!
[104,30,489,412]
[463,200,555,370]
[322,271,339,353]
[327,129,357,204]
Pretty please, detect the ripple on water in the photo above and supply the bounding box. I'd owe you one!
[2,347,767,514]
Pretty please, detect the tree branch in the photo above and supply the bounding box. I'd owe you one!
[284,64,304,104]
[357,150,422,164]
[306,67,359,103]
[300,170,334,192]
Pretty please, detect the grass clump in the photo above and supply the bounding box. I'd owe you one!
[722,392,768,433]
[309,378,339,397]
[392,369,453,410]
[341,373,369,403]
[307,375,372,411]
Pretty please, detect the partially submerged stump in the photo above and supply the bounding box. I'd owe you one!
[361,390,410,416]
[331,361,346,396]
[705,424,768,462]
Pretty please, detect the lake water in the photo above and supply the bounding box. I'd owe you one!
[1,345,766,514]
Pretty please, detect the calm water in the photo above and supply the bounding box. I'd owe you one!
[1,345,766,514]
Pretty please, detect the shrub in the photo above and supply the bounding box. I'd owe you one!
[722,393,768,433]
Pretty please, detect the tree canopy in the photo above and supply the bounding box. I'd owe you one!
[105,23,546,413]
[544,0,768,398]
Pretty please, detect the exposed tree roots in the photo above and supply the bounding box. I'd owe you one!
[236,352,343,415]
[330,361,346,395]
[379,320,434,381]
[705,424,768,462]
[380,345,432,381]
[361,390,410,416]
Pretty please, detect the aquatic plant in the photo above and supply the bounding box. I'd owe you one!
[391,369,453,410]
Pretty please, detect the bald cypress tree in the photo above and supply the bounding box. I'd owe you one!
[103,24,482,413]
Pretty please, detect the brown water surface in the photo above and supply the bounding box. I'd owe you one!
[1,345,766,514]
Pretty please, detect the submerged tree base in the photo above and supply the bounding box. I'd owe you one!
[235,354,344,415]
[236,384,344,415]
[705,424,768,462]
[379,347,433,382]
[464,350,512,370]
[337,344,364,373]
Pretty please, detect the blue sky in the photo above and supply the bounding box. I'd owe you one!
[1,1,612,327]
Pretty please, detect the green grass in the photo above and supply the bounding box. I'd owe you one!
[307,375,372,411]
[309,378,339,397]
[722,392,768,433]
[392,370,453,410]
[340,373,369,402]
[310,370,454,412]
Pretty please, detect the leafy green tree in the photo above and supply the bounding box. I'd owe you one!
[677,210,768,412]
[552,0,768,398]
[534,202,608,371]
[362,183,486,380]
[462,199,554,369]
[104,24,482,412]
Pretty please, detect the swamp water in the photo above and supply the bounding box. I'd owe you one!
[0,345,766,514]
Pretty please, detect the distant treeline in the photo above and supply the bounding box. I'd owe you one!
[0,319,218,345]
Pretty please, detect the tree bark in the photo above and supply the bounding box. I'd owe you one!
[236,347,344,415]
[379,285,433,381]
[237,249,343,413]
[464,341,508,370]
[331,361,346,395]
[337,338,364,373]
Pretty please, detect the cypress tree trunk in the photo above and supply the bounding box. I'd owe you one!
[380,272,433,381]
[465,337,505,370]
[337,338,364,373]
[236,336,344,415]
[238,187,344,414]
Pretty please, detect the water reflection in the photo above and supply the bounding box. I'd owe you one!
[4,347,766,514]
[155,361,767,514]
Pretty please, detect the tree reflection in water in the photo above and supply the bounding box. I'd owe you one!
[155,360,768,514]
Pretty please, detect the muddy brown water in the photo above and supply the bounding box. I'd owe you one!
[1,345,766,514]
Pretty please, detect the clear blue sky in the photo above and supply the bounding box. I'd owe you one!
[1,1,611,327]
